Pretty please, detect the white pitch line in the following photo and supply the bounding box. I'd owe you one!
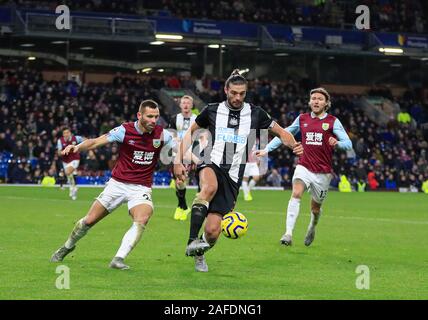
[1,195,427,226]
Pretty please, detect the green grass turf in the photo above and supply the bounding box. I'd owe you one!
[0,186,427,300]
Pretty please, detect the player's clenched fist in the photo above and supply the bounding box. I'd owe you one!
[292,142,304,155]
[254,149,267,158]
[328,137,338,147]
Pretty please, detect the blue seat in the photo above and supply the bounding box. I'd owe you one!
[30,158,39,168]
[76,176,91,185]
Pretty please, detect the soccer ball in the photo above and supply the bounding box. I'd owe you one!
[221,212,248,239]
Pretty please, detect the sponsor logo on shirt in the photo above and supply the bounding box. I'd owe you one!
[305,132,323,146]
[216,127,247,144]
[128,140,135,145]
[132,151,155,165]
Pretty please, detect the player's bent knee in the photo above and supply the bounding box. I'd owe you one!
[84,201,109,226]
[130,204,153,225]
[205,223,221,239]
[201,184,217,197]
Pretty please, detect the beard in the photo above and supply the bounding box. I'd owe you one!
[227,98,243,109]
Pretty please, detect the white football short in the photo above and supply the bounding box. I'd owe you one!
[244,162,260,178]
[96,178,153,213]
[292,164,332,204]
[63,160,80,174]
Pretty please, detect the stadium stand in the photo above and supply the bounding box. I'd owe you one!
[11,0,427,33]
[1,67,427,191]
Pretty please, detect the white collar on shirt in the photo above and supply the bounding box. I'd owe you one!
[310,112,328,120]
[225,100,245,112]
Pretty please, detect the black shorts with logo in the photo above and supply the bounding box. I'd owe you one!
[196,163,239,215]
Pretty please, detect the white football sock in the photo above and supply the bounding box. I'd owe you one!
[64,218,90,249]
[115,222,145,259]
[67,175,75,195]
[285,197,301,236]
[248,179,256,190]
[242,180,249,197]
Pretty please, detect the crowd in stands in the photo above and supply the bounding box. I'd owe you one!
[1,67,428,192]
[8,0,427,34]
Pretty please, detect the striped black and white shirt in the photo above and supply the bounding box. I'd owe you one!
[195,101,274,185]
[168,113,197,139]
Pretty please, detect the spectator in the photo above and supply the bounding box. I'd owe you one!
[385,174,397,190]
[0,132,13,152]
[41,169,56,186]
[397,109,412,124]
[422,177,428,194]
[338,175,352,192]
[108,154,118,170]
[367,171,379,190]
[266,169,283,187]
[397,172,409,192]
[12,140,29,158]
[357,180,366,192]
[8,161,31,184]
[85,150,99,172]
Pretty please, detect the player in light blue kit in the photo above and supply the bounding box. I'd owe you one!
[257,88,352,247]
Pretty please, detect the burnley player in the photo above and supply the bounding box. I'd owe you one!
[57,128,85,200]
[258,88,352,247]
[51,100,174,270]
[168,95,197,221]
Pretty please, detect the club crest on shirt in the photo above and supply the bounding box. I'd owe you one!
[322,123,329,131]
[229,117,238,126]
[153,139,161,148]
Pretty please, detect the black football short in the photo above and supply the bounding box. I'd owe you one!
[196,163,239,215]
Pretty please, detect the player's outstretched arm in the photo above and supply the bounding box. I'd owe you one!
[256,115,301,157]
[61,135,110,155]
[270,122,303,156]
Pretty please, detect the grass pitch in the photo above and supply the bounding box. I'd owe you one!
[0,186,427,300]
